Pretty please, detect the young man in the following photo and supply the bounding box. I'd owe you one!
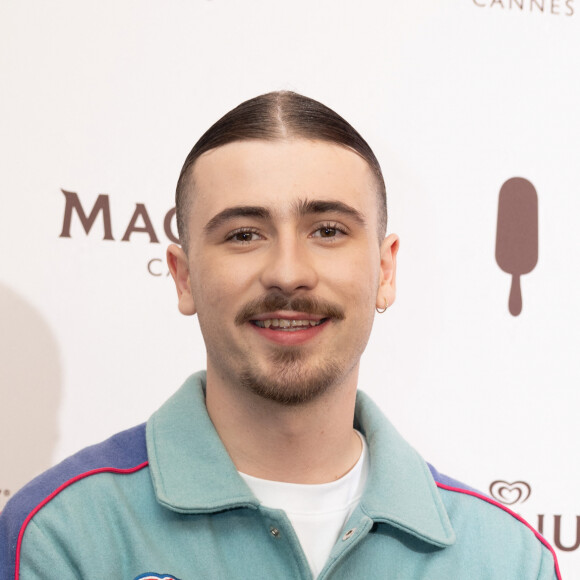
[0,92,560,579]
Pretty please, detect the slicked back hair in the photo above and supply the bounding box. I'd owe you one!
[175,91,387,249]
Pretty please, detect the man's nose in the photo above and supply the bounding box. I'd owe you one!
[259,236,318,294]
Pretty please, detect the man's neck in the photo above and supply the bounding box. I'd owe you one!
[204,367,361,484]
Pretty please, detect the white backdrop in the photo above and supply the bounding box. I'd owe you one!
[1,1,578,576]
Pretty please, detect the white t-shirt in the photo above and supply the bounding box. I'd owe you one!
[239,432,369,578]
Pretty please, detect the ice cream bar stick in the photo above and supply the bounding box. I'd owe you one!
[509,274,522,316]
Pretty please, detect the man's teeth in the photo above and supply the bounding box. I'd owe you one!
[253,319,324,329]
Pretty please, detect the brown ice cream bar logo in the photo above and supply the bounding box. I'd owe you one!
[495,178,538,316]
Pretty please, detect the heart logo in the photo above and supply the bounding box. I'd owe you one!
[489,480,531,505]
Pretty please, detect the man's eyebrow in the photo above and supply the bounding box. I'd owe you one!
[204,206,271,234]
[296,199,366,226]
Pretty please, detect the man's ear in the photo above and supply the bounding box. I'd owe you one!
[376,234,399,310]
[167,244,196,316]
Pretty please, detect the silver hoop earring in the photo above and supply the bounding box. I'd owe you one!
[376,299,388,314]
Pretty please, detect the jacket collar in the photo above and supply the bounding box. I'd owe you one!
[354,390,455,547]
[147,371,455,548]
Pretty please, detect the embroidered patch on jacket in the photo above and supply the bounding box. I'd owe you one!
[133,574,181,580]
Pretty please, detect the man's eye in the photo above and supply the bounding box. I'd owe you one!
[234,232,255,242]
[227,229,261,243]
[312,224,346,239]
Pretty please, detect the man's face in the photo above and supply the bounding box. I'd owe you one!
[168,139,398,405]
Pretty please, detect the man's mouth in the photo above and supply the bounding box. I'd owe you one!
[235,295,345,327]
[251,318,328,330]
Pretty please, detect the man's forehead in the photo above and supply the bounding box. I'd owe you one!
[188,139,377,215]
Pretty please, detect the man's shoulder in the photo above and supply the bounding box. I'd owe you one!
[428,462,534,531]
[0,423,149,578]
[427,463,560,577]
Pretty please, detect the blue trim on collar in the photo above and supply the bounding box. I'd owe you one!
[0,423,148,580]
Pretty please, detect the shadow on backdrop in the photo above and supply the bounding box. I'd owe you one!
[0,283,62,511]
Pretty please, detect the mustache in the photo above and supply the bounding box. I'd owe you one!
[235,293,346,326]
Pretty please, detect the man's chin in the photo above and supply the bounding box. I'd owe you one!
[239,359,343,406]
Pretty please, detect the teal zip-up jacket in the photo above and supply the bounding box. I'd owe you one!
[0,372,560,579]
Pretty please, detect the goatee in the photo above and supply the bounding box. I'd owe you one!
[235,291,347,405]
[239,346,344,406]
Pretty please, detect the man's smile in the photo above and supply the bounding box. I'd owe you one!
[247,311,332,345]
[250,310,328,331]
[252,318,327,330]
[235,295,345,327]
